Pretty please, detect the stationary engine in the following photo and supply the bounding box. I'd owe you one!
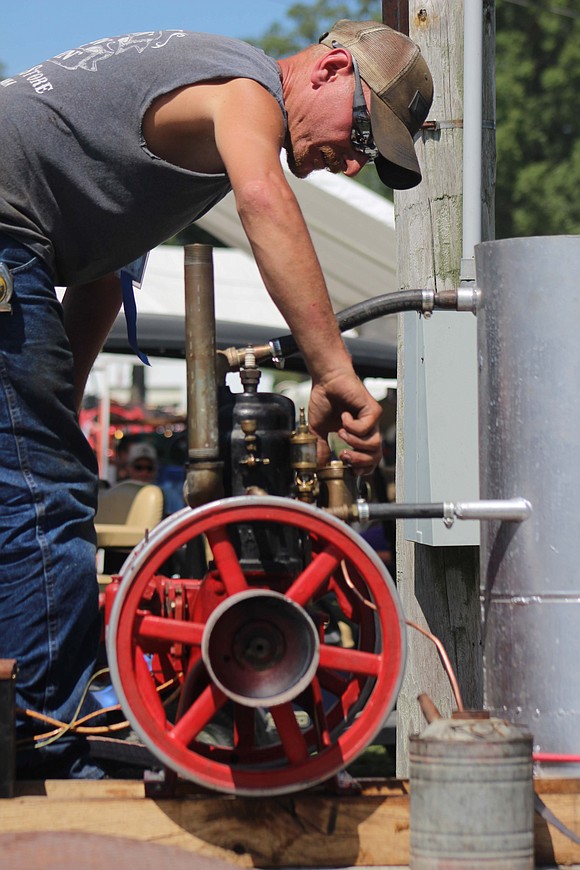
[104,247,406,796]
[103,242,535,795]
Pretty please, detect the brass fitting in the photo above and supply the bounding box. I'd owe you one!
[290,408,319,503]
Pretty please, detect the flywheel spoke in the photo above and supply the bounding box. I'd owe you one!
[169,682,228,746]
[269,702,310,765]
[205,526,249,595]
[135,613,204,647]
[134,647,167,728]
[286,545,342,606]
[318,644,382,676]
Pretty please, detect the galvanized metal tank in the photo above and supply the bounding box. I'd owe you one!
[409,713,534,869]
[475,235,580,777]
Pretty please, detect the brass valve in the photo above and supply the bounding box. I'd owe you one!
[239,418,270,468]
[290,408,319,502]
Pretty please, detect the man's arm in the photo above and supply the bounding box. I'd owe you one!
[61,273,123,413]
[213,80,382,472]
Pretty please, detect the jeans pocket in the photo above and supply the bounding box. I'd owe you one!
[1,251,38,276]
[0,232,39,275]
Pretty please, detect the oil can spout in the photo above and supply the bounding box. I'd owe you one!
[417,693,442,724]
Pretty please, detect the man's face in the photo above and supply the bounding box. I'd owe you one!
[285,65,372,180]
[286,144,343,177]
[128,458,157,483]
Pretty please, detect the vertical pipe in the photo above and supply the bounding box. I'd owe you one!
[461,0,483,280]
[183,244,223,507]
[476,235,580,778]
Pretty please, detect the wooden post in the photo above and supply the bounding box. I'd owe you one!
[393,0,496,776]
[0,660,17,799]
[382,0,409,34]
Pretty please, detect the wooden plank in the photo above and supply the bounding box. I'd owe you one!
[3,778,579,867]
[535,779,580,868]
[6,779,410,868]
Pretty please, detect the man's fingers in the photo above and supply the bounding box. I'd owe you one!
[339,446,381,475]
[316,436,331,468]
[340,409,380,438]
[338,426,381,449]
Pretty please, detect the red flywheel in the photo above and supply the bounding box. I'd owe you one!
[107,495,406,795]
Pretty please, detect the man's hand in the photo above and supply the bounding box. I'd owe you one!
[308,369,382,475]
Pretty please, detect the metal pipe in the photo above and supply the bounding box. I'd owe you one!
[183,244,223,507]
[461,0,483,282]
[326,498,531,525]
[452,498,532,522]
[269,289,430,361]
[476,235,580,777]
[267,287,480,366]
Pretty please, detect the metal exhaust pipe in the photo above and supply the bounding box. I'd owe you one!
[183,244,223,507]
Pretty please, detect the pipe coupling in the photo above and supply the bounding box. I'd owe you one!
[184,461,224,508]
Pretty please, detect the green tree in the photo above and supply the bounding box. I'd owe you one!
[249,0,580,236]
[495,0,580,237]
[247,0,380,57]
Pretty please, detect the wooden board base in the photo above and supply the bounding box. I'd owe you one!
[1,778,578,867]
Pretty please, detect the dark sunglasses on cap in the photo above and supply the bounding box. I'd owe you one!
[331,40,379,161]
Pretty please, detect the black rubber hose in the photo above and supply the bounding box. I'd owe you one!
[270,289,427,359]
[366,503,446,520]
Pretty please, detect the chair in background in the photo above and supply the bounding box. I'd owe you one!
[95,480,164,578]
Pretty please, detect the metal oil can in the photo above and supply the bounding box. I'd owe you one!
[409,711,534,869]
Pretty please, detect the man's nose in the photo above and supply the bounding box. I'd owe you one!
[343,153,369,177]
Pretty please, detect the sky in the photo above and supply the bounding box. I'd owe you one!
[2,0,296,77]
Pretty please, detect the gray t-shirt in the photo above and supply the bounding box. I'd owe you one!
[0,31,286,285]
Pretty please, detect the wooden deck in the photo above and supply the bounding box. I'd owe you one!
[1,778,579,868]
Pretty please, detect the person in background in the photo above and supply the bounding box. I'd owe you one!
[125,441,158,485]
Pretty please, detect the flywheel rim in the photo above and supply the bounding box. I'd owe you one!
[107,495,406,796]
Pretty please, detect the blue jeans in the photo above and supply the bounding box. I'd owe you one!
[0,232,103,777]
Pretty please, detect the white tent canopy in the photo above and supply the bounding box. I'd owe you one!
[196,158,398,345]
[135,245,288,330]
[99,163,399,358]
[88,163,399,381]
[109,243,396,378]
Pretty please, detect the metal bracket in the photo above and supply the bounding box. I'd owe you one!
[422,119,495,132]
[422,119,464,132]
[421,289,435,318]
[268,339,286,369]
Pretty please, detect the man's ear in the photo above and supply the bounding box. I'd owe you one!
[310,47,351,86]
